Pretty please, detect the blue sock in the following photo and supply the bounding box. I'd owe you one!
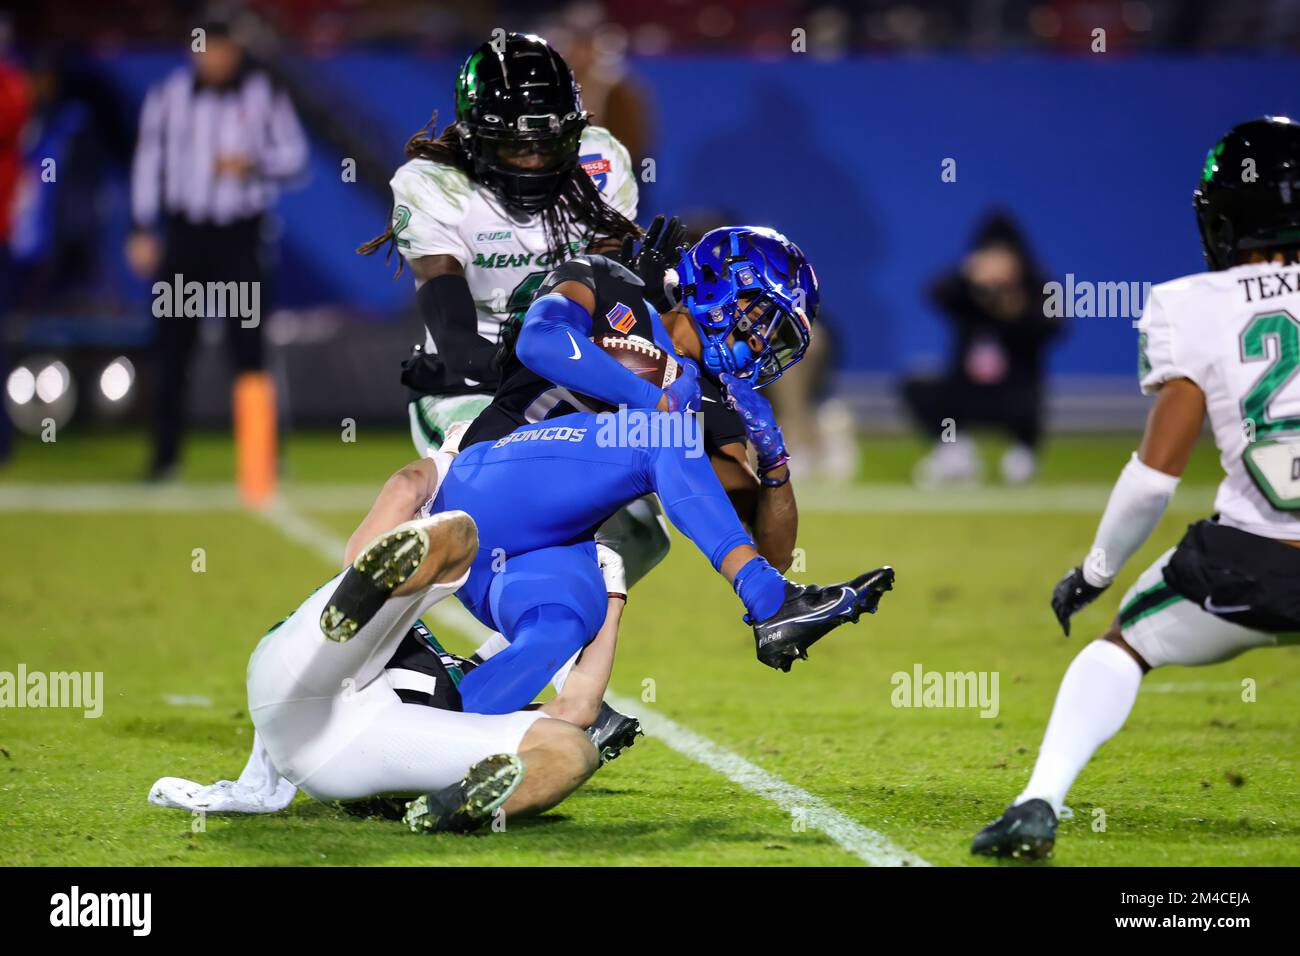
[733,556,788,622]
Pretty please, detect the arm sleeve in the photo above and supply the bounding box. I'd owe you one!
[130,84,165,229]
[701,377,748,448]
[515,293,664,409]
[1137,289,1201,394]
[1081,452,1181,586]
[418,275,499,388]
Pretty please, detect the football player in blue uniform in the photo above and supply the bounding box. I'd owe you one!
[417,225,895,718]
[192,227,894,823]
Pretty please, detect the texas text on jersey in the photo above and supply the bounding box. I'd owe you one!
[460,253,747,454]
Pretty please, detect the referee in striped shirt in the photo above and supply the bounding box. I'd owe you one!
[127,22,307,481]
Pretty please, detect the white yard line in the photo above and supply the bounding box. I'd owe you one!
[250,498,928,867]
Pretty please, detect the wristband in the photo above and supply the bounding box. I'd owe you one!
[758,457,791,487]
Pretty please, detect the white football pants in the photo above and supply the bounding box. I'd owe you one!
[247,566,542,802]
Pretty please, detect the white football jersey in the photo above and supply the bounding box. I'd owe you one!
[387,125,637,372]
[1138,260,1300,539]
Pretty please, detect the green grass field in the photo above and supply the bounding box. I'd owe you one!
[1,429,1296,866]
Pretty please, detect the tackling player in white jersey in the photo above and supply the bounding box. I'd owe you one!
[973,116,1300,860]
[358,32,638,458]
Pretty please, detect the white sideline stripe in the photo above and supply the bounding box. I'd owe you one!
[257,498,351,567]
[410,598,929,866]
[600,689,930,867]
[0,483,245,511]
[255,500,928,867]
[163,693,213,707]
[1142,681,1243,694]
[0,481,1218,514]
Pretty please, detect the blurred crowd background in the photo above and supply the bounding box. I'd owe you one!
[2,0,1299,483]
[14,1,1300,53]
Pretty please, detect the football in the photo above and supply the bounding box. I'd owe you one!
[573,334,679,410]
[596,334,679,389]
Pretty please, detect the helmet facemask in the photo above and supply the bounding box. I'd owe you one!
[461,114,586,213]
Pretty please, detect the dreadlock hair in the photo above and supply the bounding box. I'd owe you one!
[357,113,641,276]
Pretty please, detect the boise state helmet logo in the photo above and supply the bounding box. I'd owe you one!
[606,302,636,333]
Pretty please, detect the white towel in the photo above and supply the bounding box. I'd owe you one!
[148,731,297,814]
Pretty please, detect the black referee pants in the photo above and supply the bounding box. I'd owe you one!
[150,216,266,472]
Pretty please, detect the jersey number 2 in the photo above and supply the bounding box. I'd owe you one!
[1240,310,1300,511]
[1240,310,1300,437]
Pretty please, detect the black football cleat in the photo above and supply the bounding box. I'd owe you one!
[319,519,435,643]
[970,798,1058,860]
[586,700,643,765]
[752,567,895,672]
[404,753,524,834]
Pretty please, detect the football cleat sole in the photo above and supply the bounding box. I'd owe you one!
[404,753,525,835]
[319,522,432,643]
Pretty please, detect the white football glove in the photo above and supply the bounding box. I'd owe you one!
[596,543,628,601]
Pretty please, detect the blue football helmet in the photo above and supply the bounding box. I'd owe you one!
[675,226,818,388]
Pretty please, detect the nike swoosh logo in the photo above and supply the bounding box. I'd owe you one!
[565,331,582,361]
[807,589,854,618]
[759,588,856,643]
[1203,597,1251,615]
[702,396,717,403]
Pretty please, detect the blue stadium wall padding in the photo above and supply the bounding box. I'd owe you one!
[94,50,1300,375]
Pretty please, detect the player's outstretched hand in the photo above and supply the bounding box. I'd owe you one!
[1050,566,1108,637]
[618,215,687,312]
[720,371,788,474]
[662,358,701,413]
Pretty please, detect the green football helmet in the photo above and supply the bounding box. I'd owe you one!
[453,33,588,213]
[1194,115,1300,270]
